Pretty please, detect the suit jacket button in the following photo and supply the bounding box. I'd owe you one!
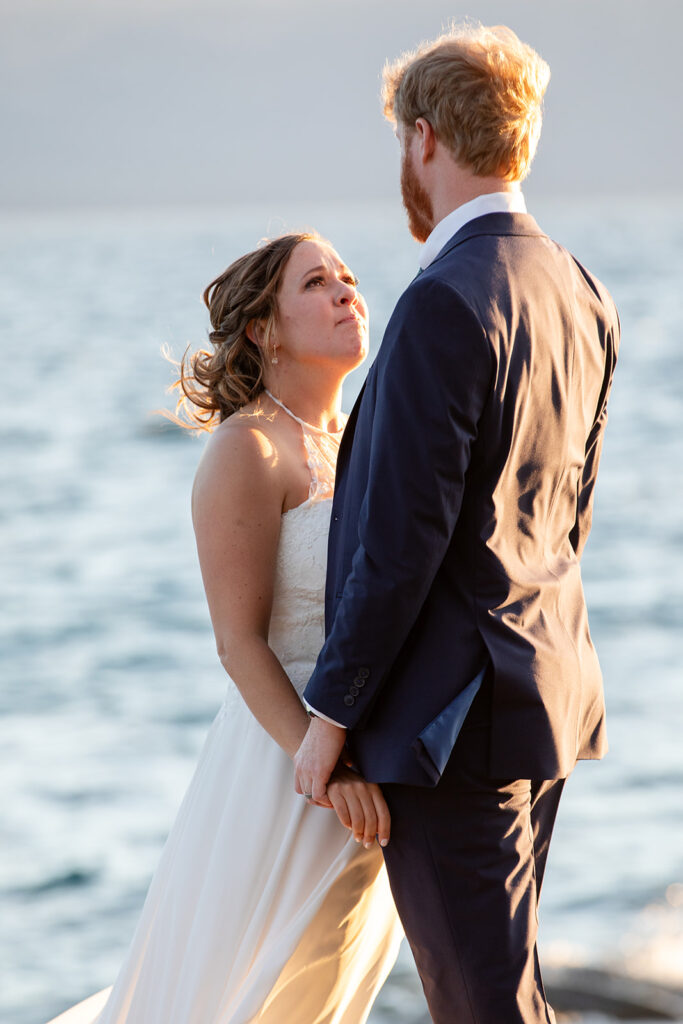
[344,695,355,707]
[353,676,365,687]
[357,667,370,679]
[349,685,360,696]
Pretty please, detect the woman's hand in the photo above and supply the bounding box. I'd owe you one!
[326,767,391,849]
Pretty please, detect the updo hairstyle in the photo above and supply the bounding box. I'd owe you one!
[173,231,320,430]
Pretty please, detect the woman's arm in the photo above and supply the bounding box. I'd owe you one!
[192,418,391,845]
[192,421,310,760]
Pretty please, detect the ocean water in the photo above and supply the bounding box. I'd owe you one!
[1,198,682,1024]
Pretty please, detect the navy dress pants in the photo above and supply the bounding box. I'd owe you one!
[382,680,566,1024]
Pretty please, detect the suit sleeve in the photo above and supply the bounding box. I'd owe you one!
[569,308,620,558]
[304,277,493,729]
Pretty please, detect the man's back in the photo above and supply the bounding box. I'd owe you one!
[318,213,619,784]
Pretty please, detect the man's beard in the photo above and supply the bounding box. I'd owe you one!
[400,151,434,243]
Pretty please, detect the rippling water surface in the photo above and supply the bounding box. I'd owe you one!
[1,199,682,1023]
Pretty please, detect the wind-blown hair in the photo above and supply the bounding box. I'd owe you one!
[170,231,320,430]
[382,23,550,181]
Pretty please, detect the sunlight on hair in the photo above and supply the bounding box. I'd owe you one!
[382,21,550,181]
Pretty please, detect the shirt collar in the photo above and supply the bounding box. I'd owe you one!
[419,191,527,270]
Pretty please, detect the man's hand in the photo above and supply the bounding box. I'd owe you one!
[294,717,347,807]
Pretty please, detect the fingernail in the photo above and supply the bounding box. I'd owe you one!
[380,839,388,847]
[354,836,361,843]
[364,841,373,849]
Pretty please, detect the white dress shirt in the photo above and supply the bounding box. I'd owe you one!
[306,190,528,730]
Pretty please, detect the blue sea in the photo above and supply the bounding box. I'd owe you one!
[1,198,682,1024]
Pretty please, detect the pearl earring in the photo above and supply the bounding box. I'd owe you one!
[271,342,279,366]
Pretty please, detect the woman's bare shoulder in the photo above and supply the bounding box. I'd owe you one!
[208,405,279,459]
[192,405,283,511]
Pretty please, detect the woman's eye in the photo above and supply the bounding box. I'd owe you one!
[305,276,325,288]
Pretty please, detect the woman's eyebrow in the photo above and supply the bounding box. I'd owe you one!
[299,264,326,281]
[299,263,354,283]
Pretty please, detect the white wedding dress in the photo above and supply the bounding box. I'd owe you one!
[48,398,402,1024]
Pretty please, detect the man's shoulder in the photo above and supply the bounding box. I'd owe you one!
[426,224,616,321]
[410,235,505,312]
[565,253,620,332]
[394,270,483,329]
[377,272,492,377]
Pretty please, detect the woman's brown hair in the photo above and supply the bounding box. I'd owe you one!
[170,231,320,430]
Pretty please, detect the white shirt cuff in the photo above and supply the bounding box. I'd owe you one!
[304,700,347,729]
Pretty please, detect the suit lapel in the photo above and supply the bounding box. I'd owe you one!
[336,380,366,483]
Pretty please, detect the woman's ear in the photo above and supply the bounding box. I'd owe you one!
[245,319,265,346]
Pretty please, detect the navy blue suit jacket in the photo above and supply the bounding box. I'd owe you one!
[304,213,619,785]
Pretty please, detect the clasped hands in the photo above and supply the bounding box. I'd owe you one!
[294,716,390,848]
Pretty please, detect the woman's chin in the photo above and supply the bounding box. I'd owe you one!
[323,333,369,375]
[345,341,369,371]
[349,329,370,363]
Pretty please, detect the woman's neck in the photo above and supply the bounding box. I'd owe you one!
[262,372,345,433]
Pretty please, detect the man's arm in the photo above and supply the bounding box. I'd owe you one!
[303,277,493,729]
[569,313,619,558]
[304,700,346,729]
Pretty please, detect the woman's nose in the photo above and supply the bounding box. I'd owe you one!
[336,279,357,305]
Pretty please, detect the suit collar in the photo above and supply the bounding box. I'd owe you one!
[428,212,546,269]
[419,191,528,269]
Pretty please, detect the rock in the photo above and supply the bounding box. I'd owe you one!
[545,966,683,1020]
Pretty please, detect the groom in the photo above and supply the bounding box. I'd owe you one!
[295,23,619,1023]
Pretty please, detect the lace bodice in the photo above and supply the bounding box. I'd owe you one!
[267,498,333,693]
[221,394,343,710]
[265,389,343,503]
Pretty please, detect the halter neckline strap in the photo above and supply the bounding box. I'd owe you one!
[265,390,344,435]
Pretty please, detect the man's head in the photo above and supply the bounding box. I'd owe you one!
[383,23,550,239]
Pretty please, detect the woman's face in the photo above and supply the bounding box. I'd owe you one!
[271,240,369,374]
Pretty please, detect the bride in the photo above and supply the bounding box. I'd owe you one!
[48,232,402,1024]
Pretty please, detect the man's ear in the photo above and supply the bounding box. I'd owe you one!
[414,117,436,163]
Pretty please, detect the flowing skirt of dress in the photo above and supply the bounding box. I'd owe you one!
[47,501,403,1024]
